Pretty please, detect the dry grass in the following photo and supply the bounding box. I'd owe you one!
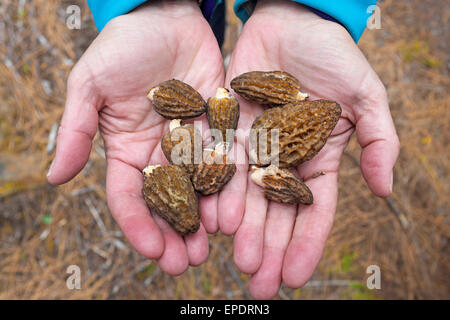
[0,0,448,299]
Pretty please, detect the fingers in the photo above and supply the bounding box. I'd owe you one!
[106,158,165,260]
[282,172,338,288]
[200,194,219,233]
[354,80,400,198]
[249,201,297,299]
[245,134,347,295]
[280,135,345,288]
[217,142,248,235]
[107,158,208,275]
[153,215,189,276]
[47,69,101,185]
[184,224,209,266]
[233,173,268,274]
[154,216,209,273]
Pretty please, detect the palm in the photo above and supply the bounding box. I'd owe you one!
[223,1,399,298]
[48,2,224,274]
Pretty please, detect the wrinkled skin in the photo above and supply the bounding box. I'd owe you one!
[47,1,224,275]
[220,0,400,299]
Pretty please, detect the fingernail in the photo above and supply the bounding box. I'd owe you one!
[389,172,393,193]
[47,160,54,178]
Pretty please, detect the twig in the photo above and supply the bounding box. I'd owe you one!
[303,279,360,287]
[225,260,251,299]
[134,261,153,274]
[95,145,106,159]
[39,229,50,240]
[112,239,127,252]
[72,212,84,252]
[46,122,58,154]
[278,287,291,300]
[144,268,161,287]
[17,0,26,29]
[29,21,58,56]
[84,197,107,235]
[70,186,97,197]
[385,197,410,230]
[91,245,108,259]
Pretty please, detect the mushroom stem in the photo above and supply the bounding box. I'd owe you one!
[142,164,161,177]
[147,87,158,100]
[250,165,281,187]
[215,87,230,99]
[296,91,309,101]
[169,119,182,132]
[250,166,266,187]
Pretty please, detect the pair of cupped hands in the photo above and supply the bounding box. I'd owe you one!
[47,0,399,299]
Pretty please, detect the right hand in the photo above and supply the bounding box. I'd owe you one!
[47,1,225,275]
[222,0,400,298]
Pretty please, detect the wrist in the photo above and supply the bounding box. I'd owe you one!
[251,0,325,26]
[236,0,373,42]
[89,0,204,31]
[133,0,202,17]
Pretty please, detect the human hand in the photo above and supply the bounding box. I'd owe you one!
[223,0,400,298]
[47,1,224,275]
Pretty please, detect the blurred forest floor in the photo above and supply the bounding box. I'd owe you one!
[0,0,448,299]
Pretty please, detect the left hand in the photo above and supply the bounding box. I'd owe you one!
[222,0,400,298]
[47,1,224,275]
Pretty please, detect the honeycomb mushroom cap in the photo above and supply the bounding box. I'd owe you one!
[142,165,200,235]
[206,88,240,146]
[230,71,309,106]
[251,165,313,205]
[148,79,206,120]
[191,148,236,195]
[251,100,342,168]
[161,121,202,177]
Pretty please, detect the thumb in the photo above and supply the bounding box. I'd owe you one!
[355,78,400,198]
[47,68,101,185]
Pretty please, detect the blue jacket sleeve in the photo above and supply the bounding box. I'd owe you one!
[233,0,378,42]
[87,0,148,31]
[87,0,223,32]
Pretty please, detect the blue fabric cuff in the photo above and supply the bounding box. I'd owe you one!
[87,0,148,31]
[87,0,222,32]
[233,0,378,43]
